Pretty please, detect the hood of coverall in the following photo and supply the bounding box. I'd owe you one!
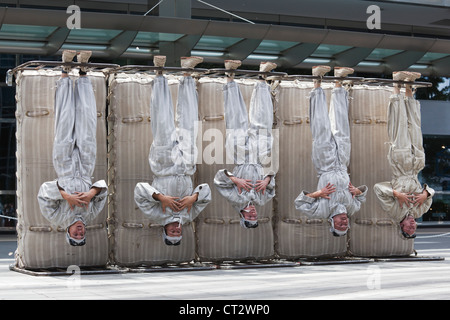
[329,205,349,237]
[66,216,86,246]
[239,202,258,229]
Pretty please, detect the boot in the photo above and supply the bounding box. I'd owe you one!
[312,65,331,77]
[392,71,409,81]
[62,50,77,73]
[259,61,277,73]
[334,67,354,77]
[259,61,277,79]
[76,50,92,73]
[154,55,166,75]
[225,60,241,77]
[405,71,421,82]
[181,56,203,69]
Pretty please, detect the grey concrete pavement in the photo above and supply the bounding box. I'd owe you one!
[0,228,449,301]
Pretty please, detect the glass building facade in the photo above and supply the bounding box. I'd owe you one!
[421,135,450,223]
[0,54,17,228]
[0,53,58,228]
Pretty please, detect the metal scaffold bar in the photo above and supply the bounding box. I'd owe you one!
[11,60,120,73]
[8,60,433,88]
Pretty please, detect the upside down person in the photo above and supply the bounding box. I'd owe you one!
[37,50,107,246]
[294,66,368,236]
[134,56,211,245]
[214,60,278,229]
[374,71,434,239]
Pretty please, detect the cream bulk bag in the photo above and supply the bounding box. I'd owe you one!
[14,70,108,269]
[108,73,196,266]
[274,82,347,258]
[195,78,275,261]
[348,85,414,257]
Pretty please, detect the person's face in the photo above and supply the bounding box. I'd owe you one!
[165,221,182,237]
[400,215,417,236]
[332,213,349,231]
[68,220,85,240]
[242,205,257,221]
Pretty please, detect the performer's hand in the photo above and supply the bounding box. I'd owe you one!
[230,176,253,194]
[318,183,336,199]
[321,183,336,199]
[255,176,271,194]
[154,194,181,213]
[73,188,101,209]
[307,183,336,199]
[178,193,199,213]
[73,192,91,209]
[412,190,429,207]
[60,190,88,210]
[348,182,362,198]
[393,190,413,209]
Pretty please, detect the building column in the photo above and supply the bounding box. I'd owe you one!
[158,0,193,66]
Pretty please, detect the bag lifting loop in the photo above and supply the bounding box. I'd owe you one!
[203,115,224,121]
[204,218,225,224]
[26,110,50,117]
[122,116,144,124]
[122,222,144,229]
[28,226,52,232]
[353,119,372,125]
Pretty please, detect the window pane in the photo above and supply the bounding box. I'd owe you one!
[420,135,450,222]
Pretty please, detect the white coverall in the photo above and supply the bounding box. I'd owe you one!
[295,86,367,219]
[37,76,108,229]
[374,93,434,223]
[134,76,211,226]
[214,80,276,213]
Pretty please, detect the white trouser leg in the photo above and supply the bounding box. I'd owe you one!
[176,76,198,168]
[53,77,76,179]
[310,87,338,175]
[329,87,351,168]
[248,81,274,165]
[224,80,248,165]
[74,76,97,178]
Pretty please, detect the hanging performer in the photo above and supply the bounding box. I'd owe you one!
[214,60,277,229]
[134,56,211,246]
[37,50,108,246]
[374,71,434,239]
[294,66,368,236]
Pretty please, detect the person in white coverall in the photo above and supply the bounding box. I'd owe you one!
[134,56,211,245]
[214,60,277,229]
[374,71,434,239]
[294,66,367,236]
[37,50,108,246]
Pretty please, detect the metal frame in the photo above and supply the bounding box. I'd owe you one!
[284,75,433,88]
[7,60,121,85]
[9,60,433,89]
[112,65,210,76]
[9,255,444,276]
[206,68,287,79]
[10,60,120,74]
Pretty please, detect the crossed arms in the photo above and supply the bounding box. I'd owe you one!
[58,183,102,210]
